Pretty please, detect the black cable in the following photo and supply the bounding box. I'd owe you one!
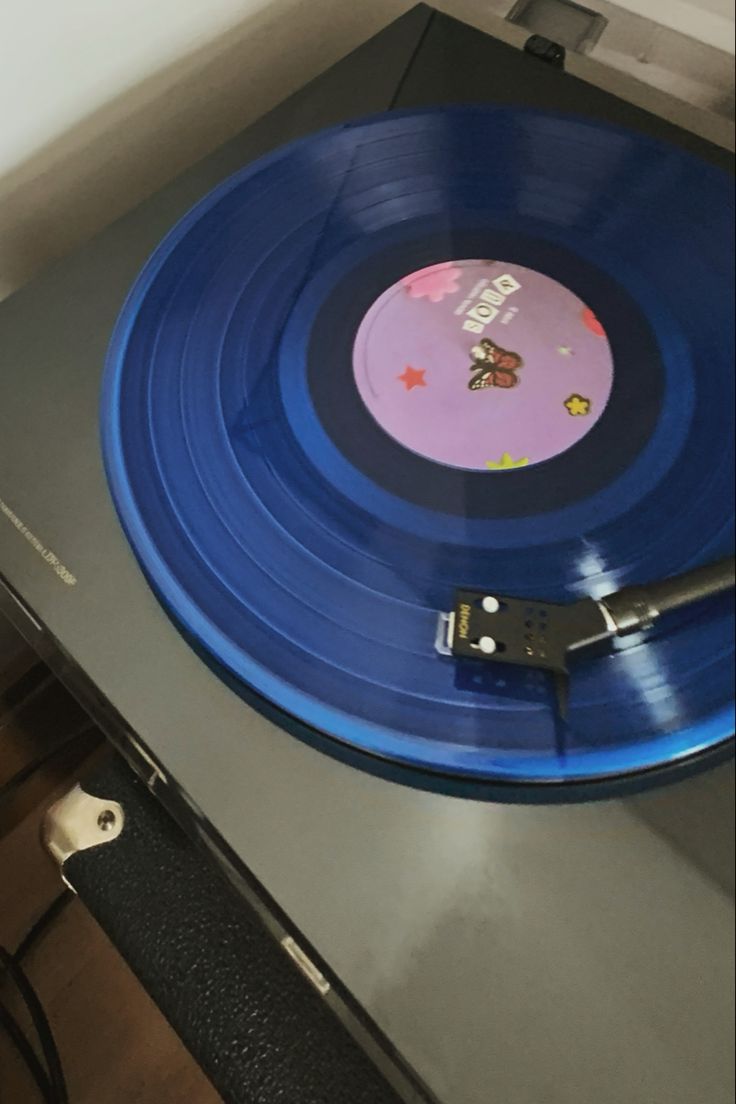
[0,720,96,808]
[0,891,74,1103]
[0,1001,56,1104]
[13,891,74,965]
[0,948,68,1104]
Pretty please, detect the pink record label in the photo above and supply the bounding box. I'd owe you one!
[352,260,614,471]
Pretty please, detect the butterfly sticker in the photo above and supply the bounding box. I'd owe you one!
[468,338,523,391]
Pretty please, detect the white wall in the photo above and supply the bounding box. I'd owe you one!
[0,0,412,299]
[1,1,276,175]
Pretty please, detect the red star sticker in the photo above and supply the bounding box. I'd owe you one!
[397,366,427,390]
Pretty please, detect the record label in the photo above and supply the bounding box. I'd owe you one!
[353,260,614,470]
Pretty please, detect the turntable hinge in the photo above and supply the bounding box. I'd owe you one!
[523,34,566,69]
[43,784,125,890]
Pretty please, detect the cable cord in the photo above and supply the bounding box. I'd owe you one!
[14,892,73,965]
[0,948,68,1104]
[0,1000,57,1104]
[0,892,74,1102]
[0,892,75,1102]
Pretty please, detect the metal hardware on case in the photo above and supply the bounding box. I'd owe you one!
[44,784,125,879]
[97,808,118,831]
[281,936,331,997]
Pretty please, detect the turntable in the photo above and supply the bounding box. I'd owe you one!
[1,7,733,1103]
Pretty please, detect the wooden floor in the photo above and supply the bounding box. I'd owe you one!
[0,637,221,1103]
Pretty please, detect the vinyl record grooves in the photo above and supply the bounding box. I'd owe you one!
[101,107,735,795]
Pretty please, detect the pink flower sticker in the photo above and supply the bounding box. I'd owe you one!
[401,262,462,303]
[581,307,606,337]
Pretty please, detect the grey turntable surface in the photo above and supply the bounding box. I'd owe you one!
[0,8,733,1103]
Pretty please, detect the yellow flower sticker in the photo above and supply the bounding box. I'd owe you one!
[564,394,591,416]
[485,452,529,470]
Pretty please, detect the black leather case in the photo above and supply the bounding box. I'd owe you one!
[65,753,427,1104]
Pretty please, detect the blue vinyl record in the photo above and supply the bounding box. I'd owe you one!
[101,107,735,796]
